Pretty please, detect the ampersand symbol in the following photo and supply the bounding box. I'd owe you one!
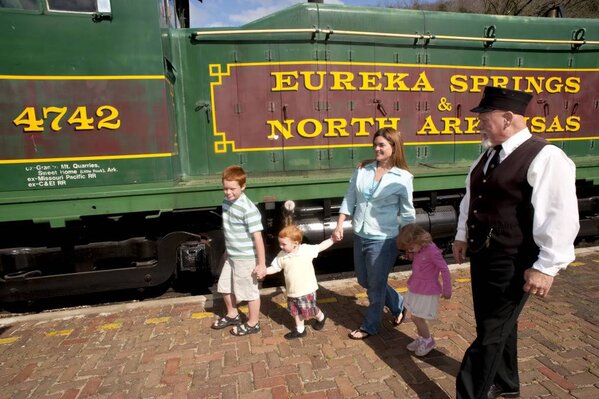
[438,97,453,112]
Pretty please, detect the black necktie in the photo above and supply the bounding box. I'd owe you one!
[486,144,502,174]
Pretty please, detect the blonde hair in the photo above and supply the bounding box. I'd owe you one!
[396,224,432,250]
[222,165,246,187]
[373,127,410,171]
[278,225,303,243]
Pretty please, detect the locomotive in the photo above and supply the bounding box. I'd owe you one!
[0,0,597,303]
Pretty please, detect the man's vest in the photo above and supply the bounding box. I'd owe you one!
[467,136,548,256]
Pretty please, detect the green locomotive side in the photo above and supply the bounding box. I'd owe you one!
[0,0,183,226]
[174,3,598,200]
[2,2,597,223]
[0,1,597,302]
[0,0,201,302]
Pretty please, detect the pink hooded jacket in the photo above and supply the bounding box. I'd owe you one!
[407,242,452,298]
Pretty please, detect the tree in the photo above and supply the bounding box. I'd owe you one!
[389,0,599,18]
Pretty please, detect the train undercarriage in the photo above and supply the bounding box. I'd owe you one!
[0,184,597,304]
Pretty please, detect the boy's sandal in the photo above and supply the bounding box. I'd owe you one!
[393,308,407,326]
[230,322,261,336]
[348,328,370,340]
[211,314,242,330]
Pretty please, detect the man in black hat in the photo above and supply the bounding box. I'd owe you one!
[453,86,579,398]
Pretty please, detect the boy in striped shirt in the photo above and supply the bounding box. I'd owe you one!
[212,165,266,336]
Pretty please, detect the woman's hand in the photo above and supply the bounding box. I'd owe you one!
[334,214,348,242]
[333,225,344,242]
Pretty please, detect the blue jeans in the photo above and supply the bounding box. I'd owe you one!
[353,235,404,335]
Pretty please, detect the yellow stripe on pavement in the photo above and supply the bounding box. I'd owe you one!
[145,317,170,325]
[0,336,20,345]
[191,312,214,319]
[46,329,73,337]
[99,323,122,330]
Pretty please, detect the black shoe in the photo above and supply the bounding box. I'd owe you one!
[487,384,520,398]
[211,314,242,330]
[284,329,307,340]
[313,315,327,331]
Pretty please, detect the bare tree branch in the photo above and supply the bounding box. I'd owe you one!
[385,0,599,17]
[513,0,535,15]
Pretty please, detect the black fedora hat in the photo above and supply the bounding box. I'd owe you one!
[470,86,533,114]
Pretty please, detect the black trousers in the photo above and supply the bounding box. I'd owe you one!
[456,250,531,399]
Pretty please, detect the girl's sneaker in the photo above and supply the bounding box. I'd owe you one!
[406,337,423,351]
[415,337,436,356]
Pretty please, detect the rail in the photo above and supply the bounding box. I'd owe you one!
[192,28,318,36]
[191,27,599,47]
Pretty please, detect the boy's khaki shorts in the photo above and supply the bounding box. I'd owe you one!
[217,258,259,302]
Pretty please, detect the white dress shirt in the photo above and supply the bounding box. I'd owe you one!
[455,128,579,276]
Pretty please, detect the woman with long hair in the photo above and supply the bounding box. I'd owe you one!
[333,127,416,339]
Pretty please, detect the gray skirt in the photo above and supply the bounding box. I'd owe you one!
[404,291,439,320]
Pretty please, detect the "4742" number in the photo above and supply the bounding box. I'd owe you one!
[13,105,121,132]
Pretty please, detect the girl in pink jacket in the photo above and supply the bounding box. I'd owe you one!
[397,224,452,356]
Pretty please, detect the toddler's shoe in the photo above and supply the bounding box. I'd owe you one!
[313,315,327,331]
[415,337,436,356]
[406,336,423,351]
[284,329,307,340]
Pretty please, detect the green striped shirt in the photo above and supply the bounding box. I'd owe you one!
[222,193,263,260]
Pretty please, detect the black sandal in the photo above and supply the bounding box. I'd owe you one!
[211,314,242,330]
[348,328,370,340]
[230,322,261,336]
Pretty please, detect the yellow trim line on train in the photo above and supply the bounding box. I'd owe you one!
[0,153,173,164]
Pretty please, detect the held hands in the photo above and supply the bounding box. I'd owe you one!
[254,264,267,280]
[332,226,344,242]
[523,268,554,298]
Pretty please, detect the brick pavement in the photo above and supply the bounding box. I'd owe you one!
[0,247,598,399]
